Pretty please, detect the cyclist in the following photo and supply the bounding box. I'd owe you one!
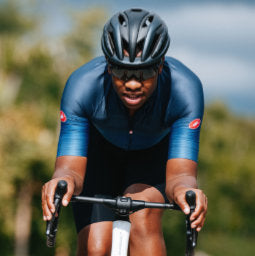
[42,8,207,256]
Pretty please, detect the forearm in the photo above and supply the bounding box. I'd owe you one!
[166,175,197,199]
[164,159,207,232]
[53,156,87,195]
[165,159,198,201]
[52,169,83,195]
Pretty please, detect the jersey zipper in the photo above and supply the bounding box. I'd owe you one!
[128,116,134,150]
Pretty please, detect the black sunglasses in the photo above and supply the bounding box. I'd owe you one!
[109,64,159,82]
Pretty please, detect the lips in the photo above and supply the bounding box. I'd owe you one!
[125,94,141,99]
[123,93,143,106]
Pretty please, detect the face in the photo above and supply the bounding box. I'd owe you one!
[109,53,163,115]
[111,73,158,113]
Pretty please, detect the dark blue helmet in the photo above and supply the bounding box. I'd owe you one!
[101,8,170,67]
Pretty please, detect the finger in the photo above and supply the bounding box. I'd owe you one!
[42,185,53,221]
[62,181,75,206]
[199,196,208,220]
[193,201,207,221]
[41,185,47,221]
[190,195,206,221]
[175,195,190,215]
[46,183,57,216]
[42,198,52,221]
[191,194,207,231]
[197,215,205,231]
[195,216,206,232]
[194,216,206,232]
[196,206,207,227]
[191,211,206,229]
[42,185,50,220]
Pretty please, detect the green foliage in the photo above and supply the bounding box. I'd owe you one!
[162,102,255,255]
[0,2,34,35]
[64,8,107,68]
[0,1,105,255]
[162,211,187,255]
[16,49,61,104]
[197,102,255,254]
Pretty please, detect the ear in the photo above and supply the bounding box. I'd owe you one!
[158,57,165,74]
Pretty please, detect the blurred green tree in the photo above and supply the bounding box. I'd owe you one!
[163,103,255,256]
[0,1,106,255]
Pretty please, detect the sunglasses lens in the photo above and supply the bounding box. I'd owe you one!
[126,70,141,79]
[111,68,125,78]
[111,66,158,81]
[142,67,157,80]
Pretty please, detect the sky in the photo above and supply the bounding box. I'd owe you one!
[28,0,255,116]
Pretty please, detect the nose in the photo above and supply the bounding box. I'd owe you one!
[125,79,142,92]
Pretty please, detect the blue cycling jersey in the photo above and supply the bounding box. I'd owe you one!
[57,56,204,162]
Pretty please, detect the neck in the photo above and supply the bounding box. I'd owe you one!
[129,109,136,117]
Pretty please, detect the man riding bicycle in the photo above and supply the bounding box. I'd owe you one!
[42,8,207,256]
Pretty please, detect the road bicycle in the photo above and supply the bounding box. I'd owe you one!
[46,180,198,256]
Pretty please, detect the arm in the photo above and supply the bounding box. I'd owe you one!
[41,113,89,221]
[42,156,87,221]
[164,60,207,231]
[165,158,207,232]
[41,70,90,221]
[53,156,87,194]
[165,117,207,231]
[41,58,106,221]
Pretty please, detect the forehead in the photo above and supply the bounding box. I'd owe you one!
[124,49,142,57]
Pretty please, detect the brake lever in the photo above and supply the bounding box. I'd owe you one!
[185,190,198,255]
[46,180,67,247]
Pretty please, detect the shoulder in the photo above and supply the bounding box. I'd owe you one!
[66,56,107,89]
[164,56,202,89]
[61,56,109,116]
[163,57,204,119]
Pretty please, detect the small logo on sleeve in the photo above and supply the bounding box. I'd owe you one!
[189,118,201,129]
[60,111,67,122]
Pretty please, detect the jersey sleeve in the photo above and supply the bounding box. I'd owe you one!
[57,69,91,157]
[57,112,90,157]
[168,116,202,162]
[56,57,108,157]
[167,59,204,162]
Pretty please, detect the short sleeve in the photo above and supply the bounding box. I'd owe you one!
[165,57,204,162]
[56,57,108,157]
[57,112,90,157]
[168,117,202,162]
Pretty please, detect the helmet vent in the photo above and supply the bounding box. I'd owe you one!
[122,39,129,53]
[131,8,142,12]
[108,32,115,52]
[118,14,127,26]
[143,16,154,27]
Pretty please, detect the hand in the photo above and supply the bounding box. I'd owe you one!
[172,187,207,232]
[41,176,75,221]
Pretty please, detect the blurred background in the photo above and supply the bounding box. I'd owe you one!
[0,0,254,255]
